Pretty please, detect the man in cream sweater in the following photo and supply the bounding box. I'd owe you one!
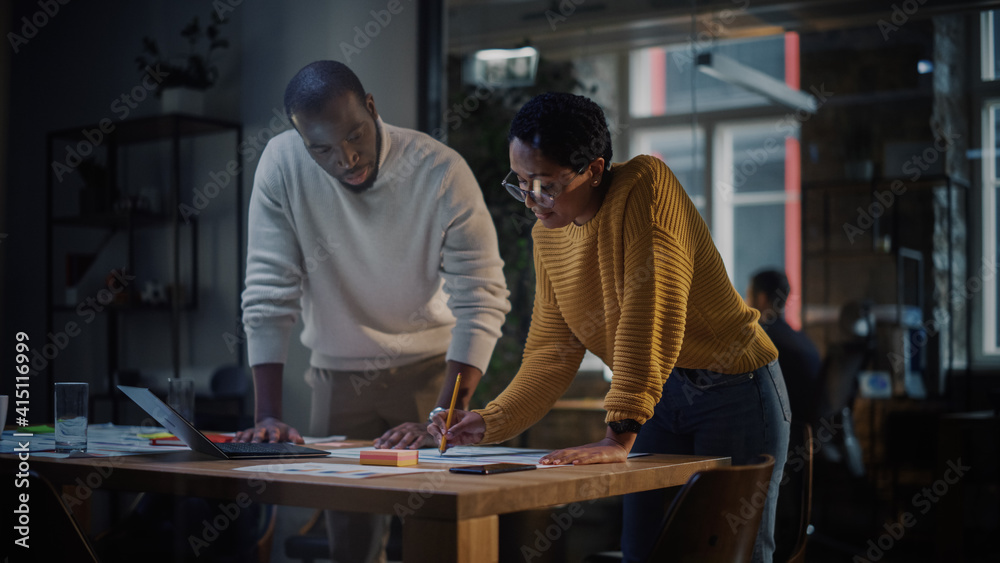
[236,61,509,562]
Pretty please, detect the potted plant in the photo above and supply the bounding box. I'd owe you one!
[134,11,230,115]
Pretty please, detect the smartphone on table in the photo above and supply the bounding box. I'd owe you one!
[448,463,538,475]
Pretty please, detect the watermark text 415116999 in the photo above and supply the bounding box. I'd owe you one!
[13,331,34,551]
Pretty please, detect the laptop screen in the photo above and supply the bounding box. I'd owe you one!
[117,385,227,457]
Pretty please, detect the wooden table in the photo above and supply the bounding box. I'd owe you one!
[3,448,729,562]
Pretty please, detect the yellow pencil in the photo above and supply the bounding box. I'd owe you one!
[440,372,462,454]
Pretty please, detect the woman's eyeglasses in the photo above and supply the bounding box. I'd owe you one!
[501,169,581,209]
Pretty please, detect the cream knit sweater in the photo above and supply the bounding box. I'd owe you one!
[242,119,510,373]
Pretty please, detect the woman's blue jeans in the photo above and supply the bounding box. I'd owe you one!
[621,359,791,563]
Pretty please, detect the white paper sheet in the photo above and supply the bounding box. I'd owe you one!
[233,462,439,479]
[0,423,190,455]
[319,446,565,467]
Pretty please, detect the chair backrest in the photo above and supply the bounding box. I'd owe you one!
[645,454,776,563]
[774,422,814,563]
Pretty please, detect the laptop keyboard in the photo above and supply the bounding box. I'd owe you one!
[218,442,301,454]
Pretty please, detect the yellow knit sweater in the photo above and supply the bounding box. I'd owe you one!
[476,155,778,444]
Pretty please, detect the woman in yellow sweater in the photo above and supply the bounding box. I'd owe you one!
[430,92,790,563]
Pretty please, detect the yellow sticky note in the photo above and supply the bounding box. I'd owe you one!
[138,432,175,439]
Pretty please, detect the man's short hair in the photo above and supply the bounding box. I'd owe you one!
[284,60,367,121]
[750,269,791,312]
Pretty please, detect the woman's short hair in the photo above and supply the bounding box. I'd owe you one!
[508,92,613,172]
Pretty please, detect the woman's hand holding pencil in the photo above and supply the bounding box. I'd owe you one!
[428,409,486,449]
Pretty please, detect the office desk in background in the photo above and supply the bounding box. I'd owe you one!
[1,445,728,562]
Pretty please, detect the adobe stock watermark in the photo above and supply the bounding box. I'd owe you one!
[57,455,131,509]
[222,234,344,354]
[51,65,170,182]
[888,255,998,372]
[394,464,619,562]
[878,0,929,41]
[212,0,243,21]
[782,412,852,481]
[852,458,970,562]
[545,0,589,31]
[178,107,292,223]
[349,299,450,396]
[944,255,1000,312]
[179,160,240,224]
[725,472,779,535]
[677,281,791,405]
[393,470,448,523]
[842,130,960,244]
[517,252,657,370]
[57,416,165,511]
[7,0,73,54]
[670,0,752,71]
[339,0,413,63]
[25,269,135,376]
[520,473,616,561]
[727,408,860,537]
[431,82,496,143]
[187,469,270,556]
[717,83,833,203]
[381,80,497,184]
[362,82,496,184]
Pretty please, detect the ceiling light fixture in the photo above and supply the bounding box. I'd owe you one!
[464,46,539,87]
[696,52,818,113]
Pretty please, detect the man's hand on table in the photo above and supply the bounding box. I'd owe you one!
[539,438,630,465]
[234,416,304,444]
[374,421,435,449]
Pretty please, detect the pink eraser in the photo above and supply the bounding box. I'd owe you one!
[360,449,419,466]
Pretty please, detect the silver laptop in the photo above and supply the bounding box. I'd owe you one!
[118,385,329,459]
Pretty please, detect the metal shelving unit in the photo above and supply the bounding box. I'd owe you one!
[45,114,243,422]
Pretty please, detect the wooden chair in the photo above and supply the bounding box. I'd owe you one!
[585,454,775,563]
[774,422,814,563]
[283,509,329,563]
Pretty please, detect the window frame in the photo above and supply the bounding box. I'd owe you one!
[711,118,800,280]
[973,11,1000,365]
[621,48,800,284]
[979,99,1000,358]
[620,32,808,327]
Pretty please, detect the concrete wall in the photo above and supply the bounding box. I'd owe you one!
[1,0,419,432]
